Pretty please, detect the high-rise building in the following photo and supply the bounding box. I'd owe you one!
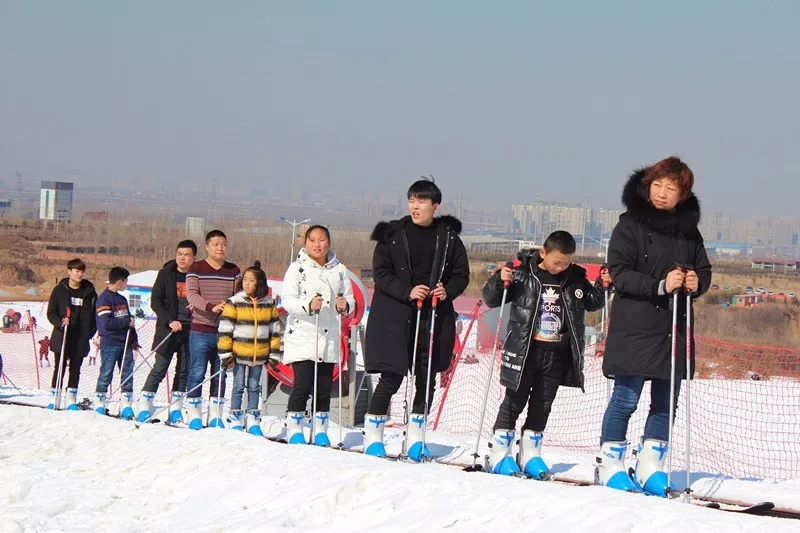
[39,181,74,223]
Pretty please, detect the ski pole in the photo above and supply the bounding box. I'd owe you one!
[114,331,174,398]
[684,265,695,498]
[53,307,71,410]
[601,264,611,400]
[134,366,225,428]
[310,293,322,444]
[419,295,439,459]
[466,261,512,471]
[666,264,682,496]
[1,372,24,396]
[400,298,423,458]
[336,283,345,448]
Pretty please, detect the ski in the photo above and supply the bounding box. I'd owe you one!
[694,500,775,515]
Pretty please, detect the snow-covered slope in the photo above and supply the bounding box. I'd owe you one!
[1,405,797,533]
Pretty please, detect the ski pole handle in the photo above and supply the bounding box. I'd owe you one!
[601,264,610,289]
[416,298,423,309]
[431,295,439,307]
[503,261,513,288]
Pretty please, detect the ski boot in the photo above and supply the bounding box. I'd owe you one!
[518,430,550,480]
[94,393,108,416]
[634,438,674,497]
[405,413,432,462]
[65,388,80,411]
[136,391,155,423]
[488,429,522,475]
[596,441,639,492]
[119,392,135,420]
[362,414,388,457]
[286,411,307,444]
[313,411,332,447]
[186,397,204,430]
[245,410,264,437]
[46,388,59,410]
[168,392,184,424]
[208,397,225,428]
[228,410,244,431]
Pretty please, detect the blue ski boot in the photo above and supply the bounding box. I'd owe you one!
[488,430,522,475]
[596,441,640,492]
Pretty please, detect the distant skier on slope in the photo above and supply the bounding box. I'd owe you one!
[596,156,711,496]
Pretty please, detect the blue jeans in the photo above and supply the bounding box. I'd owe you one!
[600,375,682,444]
[186,331,226,399]
[95,344,135,394]
[231,363,263,412]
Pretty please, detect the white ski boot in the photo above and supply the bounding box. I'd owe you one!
[46,388,59,410]
[518,430,549,479]
[65,388,80,411]
[245,410,264,436]
[136,391,155,423]
[596,441,639,492]
[94,393,107,415]
[362,414,388,457]
[168,392,184,424]
[487,429,522,475]
[286,411,307,444]
[186,397,203,430]
[119,392,135,420]
[405,413,431,462]
[313,411,332,447]
[208,397,225,428]
[228,410,244,431]
[634,438,673,497]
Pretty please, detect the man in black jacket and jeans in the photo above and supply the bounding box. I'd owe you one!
[136,240,197,423]
[46,258,98,410]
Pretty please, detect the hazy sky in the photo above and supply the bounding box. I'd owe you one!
[2,1,798,216]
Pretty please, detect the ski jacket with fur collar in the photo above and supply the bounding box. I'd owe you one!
[603,166,712,381]
[364,215,470,376]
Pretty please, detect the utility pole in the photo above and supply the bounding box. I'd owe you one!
[581,196,588,256]
[15,170,23,218]
[279,216,311,265]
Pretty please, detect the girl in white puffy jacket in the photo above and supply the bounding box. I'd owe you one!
[280,225,355,446]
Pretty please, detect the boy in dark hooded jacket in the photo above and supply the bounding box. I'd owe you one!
[482,231,609,478]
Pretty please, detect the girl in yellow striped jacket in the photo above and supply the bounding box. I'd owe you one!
[218,261,283,435]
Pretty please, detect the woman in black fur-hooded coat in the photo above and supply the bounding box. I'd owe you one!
[596,156,712,493]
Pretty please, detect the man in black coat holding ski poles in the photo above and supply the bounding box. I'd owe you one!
[45,258,98,411]
[596,156,711,497]
[363,177,470,461]
[136,239,197,424]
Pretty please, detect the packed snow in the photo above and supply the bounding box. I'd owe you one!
[1,403,799,533]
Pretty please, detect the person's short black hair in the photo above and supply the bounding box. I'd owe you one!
[407,176,442,204]
[67,258,86,271]
[177,239,198,255]
[205,230,227,244]
[543,231,576,255]
[109,266,130,285]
